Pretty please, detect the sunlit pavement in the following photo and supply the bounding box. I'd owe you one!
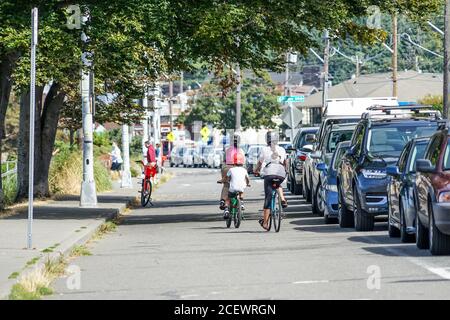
[48,167,450,300]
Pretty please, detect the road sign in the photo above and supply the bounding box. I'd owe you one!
[167,131,175,142]
[278,96,305,103]
[200,126,210,137]
[281,107,303,128]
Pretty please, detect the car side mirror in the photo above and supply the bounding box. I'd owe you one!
[316,162,328,172]
[311,151,322,160]
[416,159,435,173]
[386,166,400,177]
[305,134,317,143]
[302,144,314,153]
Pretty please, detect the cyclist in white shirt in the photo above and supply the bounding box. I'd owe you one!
[254,131,288,230]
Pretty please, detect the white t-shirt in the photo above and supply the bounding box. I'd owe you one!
[227,166,249,193]
[259,145,286,177]
[111,146,123,164]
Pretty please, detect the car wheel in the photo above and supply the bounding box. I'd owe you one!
[338,186,354,228]
[353,188,374,232]
[429,201,450,255]
[303,173,312,203]
[312,184,324,216]
[388,205,400,238]
[400,202,415,243]
[293,180,302,195]
[416,211,430,250]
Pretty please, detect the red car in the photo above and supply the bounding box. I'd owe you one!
[415,123,450,255]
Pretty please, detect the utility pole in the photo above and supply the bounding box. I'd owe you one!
[235,64,242,132]
[392,14,398,97]
[444,0,450,119]
[120,124,132,188]
[322,30,330,111]
[27,7,38,249]
[80,11,97,208]
[168,80,174,154]
[142,86,149,152]
[285,52,295,143]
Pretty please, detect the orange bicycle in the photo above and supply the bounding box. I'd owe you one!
[140,161,157,207]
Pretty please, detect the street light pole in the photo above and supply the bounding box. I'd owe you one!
[27,7,38,249]
[444,0,450,119]
[80,11,97,208]
[285,52,295,143]
[235,64,242,132]
[392,14,398,97]
[322,30,330,112]
[120,124,132,188]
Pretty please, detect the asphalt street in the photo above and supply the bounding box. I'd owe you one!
[49,167,450,300]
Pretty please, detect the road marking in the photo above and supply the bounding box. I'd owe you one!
[292,280,330,285]
[181,294,199,299]
[360,236,450,281]
[182,184,191,187]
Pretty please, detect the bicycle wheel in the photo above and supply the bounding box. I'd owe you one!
[234,199,242,229]
[141,179,152,207]
[272,191,282,232]
[226,212,232,228]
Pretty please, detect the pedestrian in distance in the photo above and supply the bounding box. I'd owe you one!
[110,142,123,180]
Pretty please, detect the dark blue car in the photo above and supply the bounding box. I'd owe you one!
[317,141,351,224]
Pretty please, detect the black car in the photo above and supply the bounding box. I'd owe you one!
[338,106,440,231]
[286,127,319,195]
[386,137,430,243]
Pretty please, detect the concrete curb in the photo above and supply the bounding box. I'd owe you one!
[1,198,136,300]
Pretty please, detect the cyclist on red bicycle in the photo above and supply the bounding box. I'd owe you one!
[145,140,158,183]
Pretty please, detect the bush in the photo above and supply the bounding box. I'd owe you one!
[3,176,17,206]
[93,132,111,148]
[49,147,112,195]
[130,135,143,156]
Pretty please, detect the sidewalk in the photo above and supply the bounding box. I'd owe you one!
[0,179,140,299]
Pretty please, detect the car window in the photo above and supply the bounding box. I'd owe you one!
[326,130,354,153]
[408,143,428,173]
[351,124,364,156]
[332,145,348,170]
[426,135,443,167]
[398,143,410,173]
[368,123,437,158]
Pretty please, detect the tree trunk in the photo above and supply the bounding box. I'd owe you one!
[0,53,19,209]
[16,83,64,200]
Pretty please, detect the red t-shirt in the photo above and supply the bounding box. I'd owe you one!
[147,145,156,163]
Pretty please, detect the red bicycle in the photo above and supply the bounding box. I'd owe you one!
[140,161,157,207]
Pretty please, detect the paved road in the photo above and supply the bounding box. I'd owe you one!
[49,168,450,300]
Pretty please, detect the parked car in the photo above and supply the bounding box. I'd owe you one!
[286,127,319,195]
[309,123,357,216]
[192,147,204,168]
[386,138,430,243]
[170,147,185,167]
[246,145,265,174]
[303,117,362,203]
[317,141,351,224]
[415,123,450,255]
[207,149,223,169]
[182,148,195,167]
[338,106,440,231]
[279,141,292,151]
[201,146,214,167]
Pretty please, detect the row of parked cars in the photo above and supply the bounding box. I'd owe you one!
[170,142,292,172]
[287,100,450,256]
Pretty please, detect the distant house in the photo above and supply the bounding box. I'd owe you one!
[302,70,444,108]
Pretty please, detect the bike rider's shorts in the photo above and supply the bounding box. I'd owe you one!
[263,175,284,209]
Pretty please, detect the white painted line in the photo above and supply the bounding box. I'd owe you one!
[293,280,330,285]
[181,294,199,299]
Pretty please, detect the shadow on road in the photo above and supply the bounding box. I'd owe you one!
[4,207,120,220]
[360,245,429,257]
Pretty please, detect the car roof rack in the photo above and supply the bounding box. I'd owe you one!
[362,105,442,121]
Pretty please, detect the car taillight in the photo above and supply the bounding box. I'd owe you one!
[298,155,307,161]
